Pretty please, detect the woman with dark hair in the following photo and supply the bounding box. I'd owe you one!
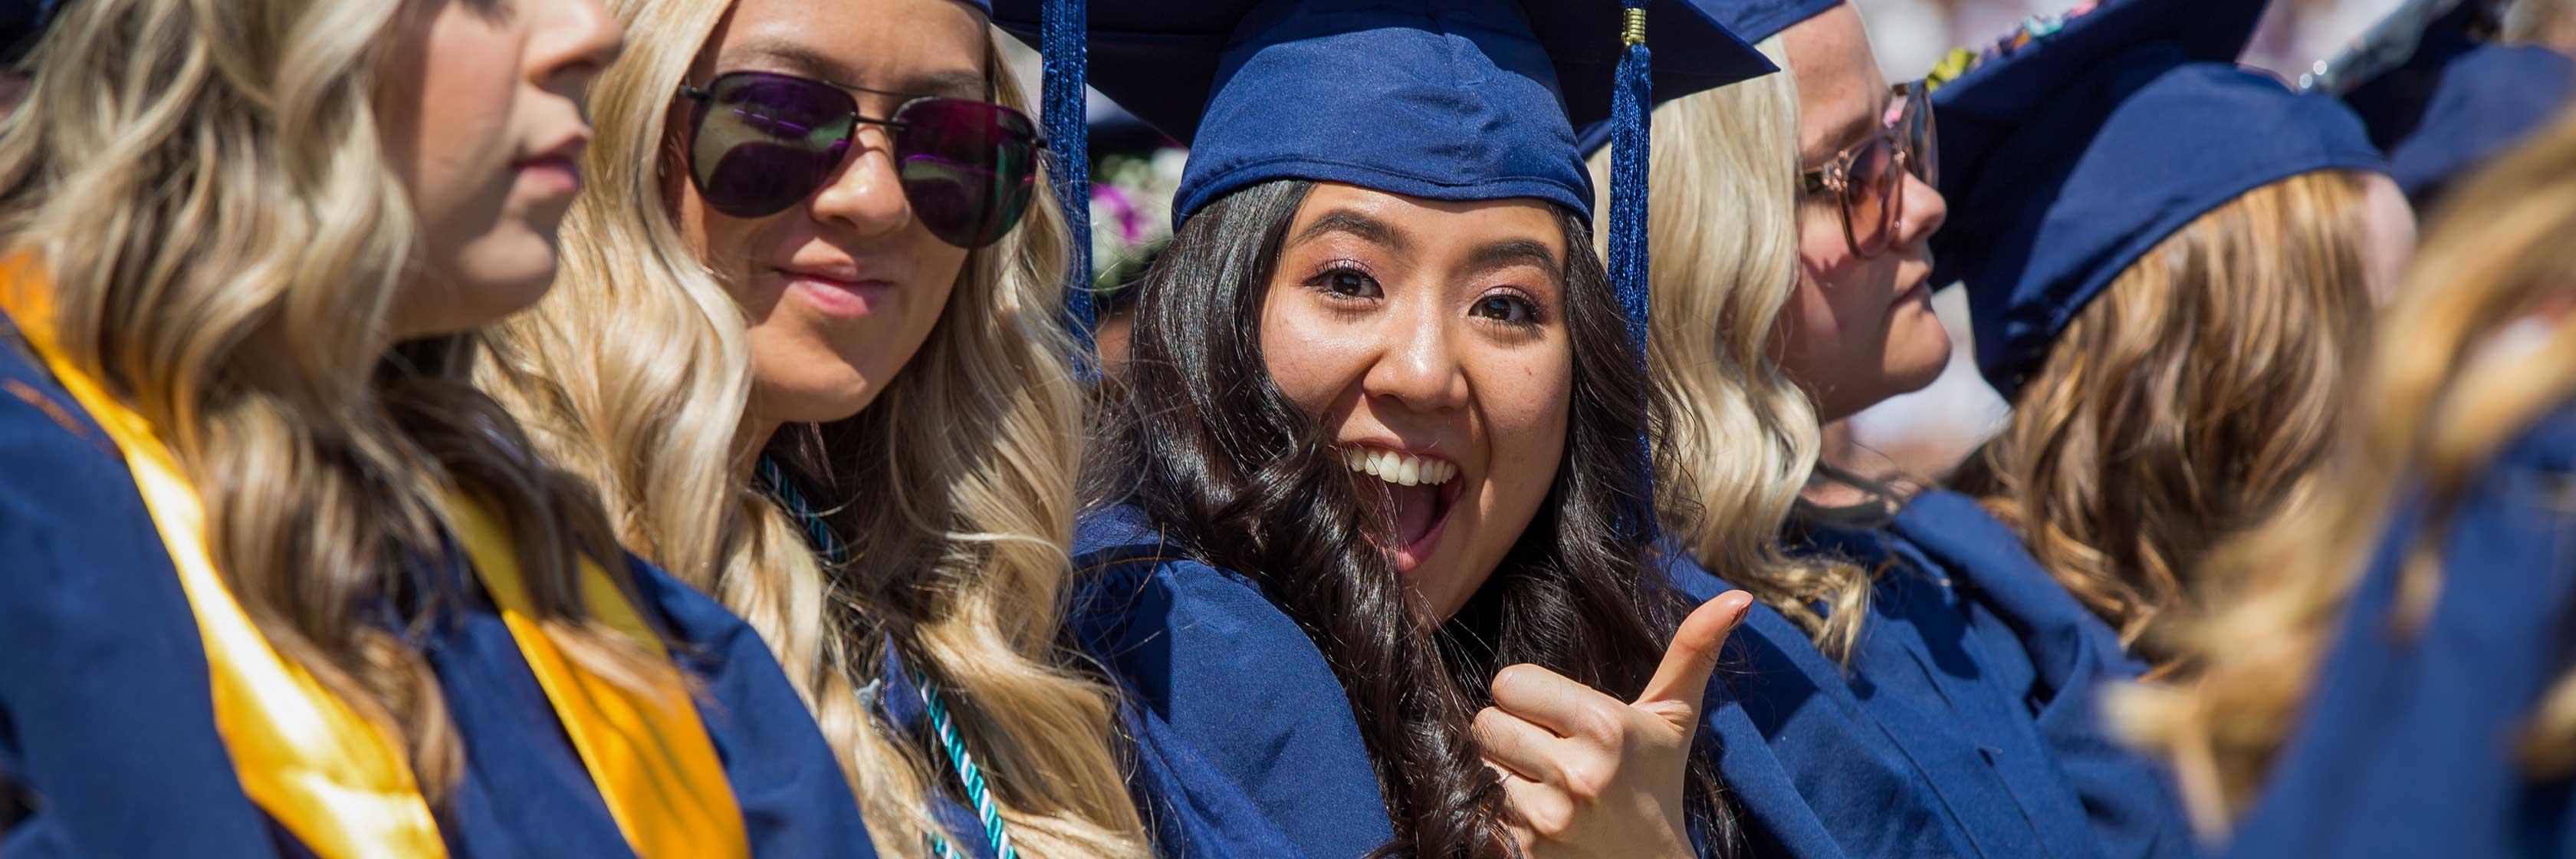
[1060,0,1772,856]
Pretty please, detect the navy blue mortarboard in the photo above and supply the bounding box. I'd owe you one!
[997,0,1772,222]
[1927,0,2386,400]
[2325,0,2576,208]
[1574,0,1842,156]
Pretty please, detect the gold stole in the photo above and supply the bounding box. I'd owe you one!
[0,260,751,859]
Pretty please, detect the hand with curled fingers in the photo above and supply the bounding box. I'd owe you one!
[1473,591,1754,858]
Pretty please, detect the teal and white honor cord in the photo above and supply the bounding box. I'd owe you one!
[758,457,1021,859]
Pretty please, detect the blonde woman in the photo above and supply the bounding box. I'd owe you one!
[2118,105,2576,858]
[1935,0,2415,654]
[0,0,872,856]
[471,0,1226,855]
[1587,2,2197,856]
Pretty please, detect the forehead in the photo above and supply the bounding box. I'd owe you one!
[1779,4,1884,163]
[1290,183,1566,257]
[710,0,989,99]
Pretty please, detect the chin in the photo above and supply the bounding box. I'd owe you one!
[752,375,885,426]
[449,243,564,321]
[1885,318,1954,396]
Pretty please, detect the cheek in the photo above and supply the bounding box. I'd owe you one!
[675,179,773,296]
[1257,291,1362,413]
[1476,347,1572,491]
[399,42,523,229]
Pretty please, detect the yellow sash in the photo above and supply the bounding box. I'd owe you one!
[1,264,446,858]
[441,495,752,859]
[0,261,751,859]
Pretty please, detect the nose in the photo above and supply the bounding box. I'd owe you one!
[1894,171,1948,249]
[1359,299,1472,417]
[529,0,626,96]
[807,124,915,239]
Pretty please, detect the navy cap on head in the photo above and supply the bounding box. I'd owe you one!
[1575,0,1842,156]
[1927,0,2386,400]
[999,0,1773,223]
[2334,2,2576,207]
[1,0,62,65]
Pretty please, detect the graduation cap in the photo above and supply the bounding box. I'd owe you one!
[1926,0,2385,401]
[998,0,1771,220]
[1572,0,1842,155]
[994,0,1774,531]
[2325,0,2575,208]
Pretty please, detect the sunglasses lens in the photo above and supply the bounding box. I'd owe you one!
[691,73,854,219]
[1844,136,1900,255]
[892,98,1041,248]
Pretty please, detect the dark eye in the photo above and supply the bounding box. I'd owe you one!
[1470,293,1541,325]
[1308,266,1382,300]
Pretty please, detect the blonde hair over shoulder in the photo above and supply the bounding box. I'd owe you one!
[1956,169,2377,650]
[2118,108,2576,837]
[0,0,656,797]
[472,2,1149,855]
[1589,35,1876,660]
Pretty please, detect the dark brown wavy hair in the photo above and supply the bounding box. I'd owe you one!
[1084,179,1730,857]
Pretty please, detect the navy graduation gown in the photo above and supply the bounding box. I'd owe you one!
[2225,403,2576,857]
[874,645,1305,859]
[1668,488,2197,859]
[0,330,280,857]
[1070,507,1390,859]
[0,321,875,857]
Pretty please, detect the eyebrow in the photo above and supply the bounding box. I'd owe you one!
[724,38,987,100]
[1811,88,1891,167]
[1290,209,1411,255]
[1463,239,1561,276]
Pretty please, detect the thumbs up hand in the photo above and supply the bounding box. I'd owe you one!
[1474,591,1753,858]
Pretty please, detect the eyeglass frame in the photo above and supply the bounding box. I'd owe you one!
[1798,81,1935,258]
[673,76,1056,156]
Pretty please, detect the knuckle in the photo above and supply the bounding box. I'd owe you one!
[1525,803,1575,837]
[1560,757,1617,799]
[1572,706,1627,744]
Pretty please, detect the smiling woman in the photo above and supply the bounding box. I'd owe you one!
[1063,0,1779,856]
[1255,187,1576,614]
[470,0,1162,855]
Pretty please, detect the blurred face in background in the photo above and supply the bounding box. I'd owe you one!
[380,0,625,340]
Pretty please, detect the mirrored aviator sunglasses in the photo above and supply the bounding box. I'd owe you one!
[677,70,1046,248]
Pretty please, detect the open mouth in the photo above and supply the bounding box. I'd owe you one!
[1342,446,1464,573]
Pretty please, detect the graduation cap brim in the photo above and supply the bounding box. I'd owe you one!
[1927,0,2384,399]
[992,0,1774,146]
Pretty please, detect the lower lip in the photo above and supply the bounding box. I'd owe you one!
[516,158,581,195]
[785,272,894,318]
[1391,478,1464,574]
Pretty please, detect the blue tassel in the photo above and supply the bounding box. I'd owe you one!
[1041,0,1096,377]
[1609,0,1657,541]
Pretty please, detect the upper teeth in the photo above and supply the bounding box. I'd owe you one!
[1343,447,1457,486]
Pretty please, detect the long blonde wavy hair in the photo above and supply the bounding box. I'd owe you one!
[1952,170,2377,649]
[0,0,653,797]
[1588,36,1875,660]
[471,2,1148,854]
[2117,108,2576,836]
